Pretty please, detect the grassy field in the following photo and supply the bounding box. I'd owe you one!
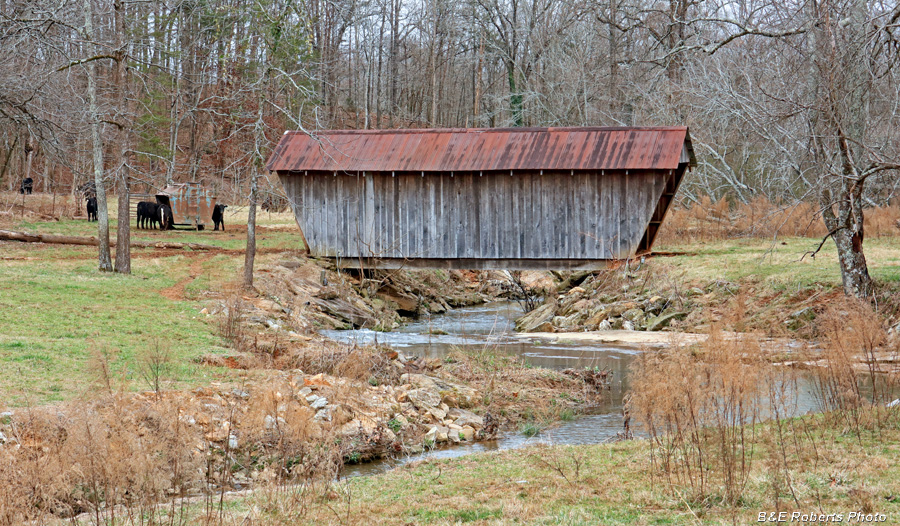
[0,203,308,406]
[295,426,900,525]
[654,236,900,288]
[95,413,899,525]
[0,244,228,405]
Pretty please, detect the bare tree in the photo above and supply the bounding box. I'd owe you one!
[82,0,112,271]
[112,0,130,274]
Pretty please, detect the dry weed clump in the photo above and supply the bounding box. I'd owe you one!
[289,345,402,387]
[236,379,342,483]
[627,328,780,507]
[629,298,900,517]
[812,298,900,435]
[218,295,247,345]
[656,195,900,245]
[0,395,205,525]
[0,384,347,525]
[443,345,608,430]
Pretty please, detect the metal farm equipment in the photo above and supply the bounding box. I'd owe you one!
[130,182,217,230]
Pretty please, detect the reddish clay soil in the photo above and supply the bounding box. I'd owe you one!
[159,254,215,301]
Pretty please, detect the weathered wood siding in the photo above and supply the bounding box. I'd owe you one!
[280,168,681,265]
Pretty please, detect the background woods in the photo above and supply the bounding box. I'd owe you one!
[1,0,899,288]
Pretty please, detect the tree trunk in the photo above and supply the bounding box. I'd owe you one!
[24,136,34,190]
[507,60,523,127]
[832,226,872,298]
[813,0,874,300]
[608,0,620,120]
[0,229,219,250]
[474,32,483,121]
[376,11,385,128]
[83,0,112,271]
[113,0,130,274]
[115,171,131,273]
[388,0,400,126]
[0,136,17,187]
[243,172,258,289]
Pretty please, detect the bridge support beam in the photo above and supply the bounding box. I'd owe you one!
[332,257,622,271]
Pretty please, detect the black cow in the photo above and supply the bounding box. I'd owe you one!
[86,197,98,221]
[19,178,33,195]
[158,203,174,230]
[136,201,160,229]
[212,204,227,231]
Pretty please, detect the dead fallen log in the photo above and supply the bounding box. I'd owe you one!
[0,229,221,251]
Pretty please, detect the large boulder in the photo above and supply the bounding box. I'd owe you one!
[622,307,645,325]
[308,295,379,329]
[515,302,557,332]
[608,302,638,317]
[376,284,419,314]
[448,408,484,429]
[646,310,689,331]
[584,308,609,329]
[406,389,441,410]
[558,287,587,312]
[401,373,479,408]
[553,312,583,329]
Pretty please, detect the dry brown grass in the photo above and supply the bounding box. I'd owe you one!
[811,298,900,436]
[627,298,900,517]
[657,195,900,246]
[0,379,345,525]
[0,394,205,525]
[627,327,772,507]
[289,345,402,387]
[0,190,83,223]
[443,345,607,432]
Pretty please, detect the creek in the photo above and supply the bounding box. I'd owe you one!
[321,302,826,478]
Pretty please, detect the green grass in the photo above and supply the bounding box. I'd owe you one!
[14,217,305,252]
[217,417,900,525]
[0,204,313,407]
[0,207,309,406]
[0,250,236,405]
[654,236,900,288]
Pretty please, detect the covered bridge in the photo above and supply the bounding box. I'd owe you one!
[266,126,696,270]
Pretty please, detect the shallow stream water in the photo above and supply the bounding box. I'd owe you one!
[322,302,827,478]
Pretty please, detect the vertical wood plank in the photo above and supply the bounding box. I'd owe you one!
[390,173,399,258]
[373,173,383,255]
[410,173,420,257]
[515,173,524,259]
[540,172,551,258]
[440,173,449,258]
[600,174,613,259]
[589,172,596,257]
[455,173,464,258]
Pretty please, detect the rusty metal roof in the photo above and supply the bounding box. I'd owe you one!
[266,126,696,173]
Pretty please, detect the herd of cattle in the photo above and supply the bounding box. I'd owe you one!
[19,179,229,231]
[136,201,174,230]
[134,201,227,231]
